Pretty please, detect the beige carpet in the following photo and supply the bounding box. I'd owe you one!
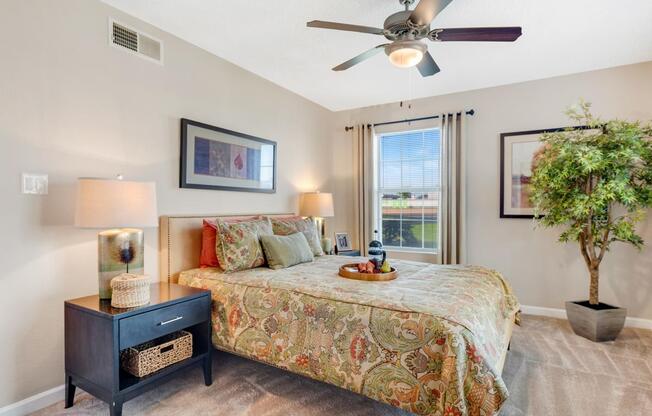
[32,315,652,416]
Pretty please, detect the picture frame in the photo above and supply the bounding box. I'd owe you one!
[500,125,593,218]
[180,118,277,193]
[334,232,352,252]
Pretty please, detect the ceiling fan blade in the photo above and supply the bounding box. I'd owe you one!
[333,44,388,71]
[409,0,454,27]
[429,27,522,42]
[416,51,441,77]
[307,20,384,35]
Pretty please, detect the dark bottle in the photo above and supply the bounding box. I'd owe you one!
[368,230,386,271]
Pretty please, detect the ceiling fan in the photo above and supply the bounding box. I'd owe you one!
[307,0,522,77]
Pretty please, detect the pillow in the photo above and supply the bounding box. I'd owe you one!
[269,216,324,256]
[199,220,219,268]
[214,217,273,273]
[200,217,259,268]
[260,233,314,270]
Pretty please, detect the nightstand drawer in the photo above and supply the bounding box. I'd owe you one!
[119,297,208,349]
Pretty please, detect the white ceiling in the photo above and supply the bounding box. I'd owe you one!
[102,0,652,111]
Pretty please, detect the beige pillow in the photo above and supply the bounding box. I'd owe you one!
[269,216,324,256]
[260,233,314,270]
[214,218,272,273]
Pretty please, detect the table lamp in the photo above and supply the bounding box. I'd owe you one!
[75,177,158,299]
[300,191,334,254]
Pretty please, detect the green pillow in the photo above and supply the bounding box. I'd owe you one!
[268,216,324,256]
[260,232,314,270]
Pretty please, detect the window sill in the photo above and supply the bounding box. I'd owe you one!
[386,249,439,264]
[385,248,437,255]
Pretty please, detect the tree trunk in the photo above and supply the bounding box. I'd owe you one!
[589,264,600,305]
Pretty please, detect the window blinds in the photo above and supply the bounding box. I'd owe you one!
[376,128,441,251]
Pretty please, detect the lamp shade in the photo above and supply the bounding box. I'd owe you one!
[75,178,158,228]
[300,192,334,218]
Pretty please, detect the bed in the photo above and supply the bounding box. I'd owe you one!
[160,214,519,416]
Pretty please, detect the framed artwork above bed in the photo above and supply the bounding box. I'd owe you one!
[500,126,593,218]
[180,118,277,193]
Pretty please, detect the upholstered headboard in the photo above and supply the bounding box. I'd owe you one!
[159,213,293,283]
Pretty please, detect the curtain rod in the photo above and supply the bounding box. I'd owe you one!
[344,109,475,132]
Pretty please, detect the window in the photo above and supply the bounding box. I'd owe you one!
[376,128,440,252]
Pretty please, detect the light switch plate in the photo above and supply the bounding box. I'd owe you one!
[22,173,48,195]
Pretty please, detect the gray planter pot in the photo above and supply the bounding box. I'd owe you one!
[565,301,627,342]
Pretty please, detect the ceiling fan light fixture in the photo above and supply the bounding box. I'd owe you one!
[386,41,426,68]
[389,47,423,68]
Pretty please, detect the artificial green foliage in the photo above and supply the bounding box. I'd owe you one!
[530,101,652,304]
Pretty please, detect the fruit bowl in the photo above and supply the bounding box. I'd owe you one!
[338,263,397,281]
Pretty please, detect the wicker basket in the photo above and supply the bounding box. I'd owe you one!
[110,273,151,308]
[120,331,193,377]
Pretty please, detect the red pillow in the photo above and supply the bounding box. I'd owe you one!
[200,220,219,268]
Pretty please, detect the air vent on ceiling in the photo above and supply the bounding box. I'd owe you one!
[109,19,163,64]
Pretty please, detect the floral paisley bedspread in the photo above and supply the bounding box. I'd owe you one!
[179,256,519,416]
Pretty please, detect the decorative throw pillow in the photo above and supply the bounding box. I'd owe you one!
[199,220,219,268]
[214,218,273,273]
[200,217,259,268]
[260,233,314,270]
[269,216,324,256]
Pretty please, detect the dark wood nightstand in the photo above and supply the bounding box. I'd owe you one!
[64,283,212,416]
[336,249,362,257]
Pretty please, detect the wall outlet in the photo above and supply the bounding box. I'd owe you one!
[22,173,48,195]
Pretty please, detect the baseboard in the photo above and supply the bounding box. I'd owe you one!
[625,316,652,330]
[520,305,568,320]
[520,304,652,330]
[0,384,63,416]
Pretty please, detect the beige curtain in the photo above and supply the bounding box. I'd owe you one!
[440,112,467,264]
[352,124,375,255]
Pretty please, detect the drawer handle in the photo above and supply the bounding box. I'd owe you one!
[158,316,183,326]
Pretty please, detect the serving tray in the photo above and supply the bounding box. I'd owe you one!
[338,263,397,281]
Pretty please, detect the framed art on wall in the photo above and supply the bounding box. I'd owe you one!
[180,118,277,193]
[500,126,592,218]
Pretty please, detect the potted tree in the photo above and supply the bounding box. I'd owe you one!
[530,102,652,342]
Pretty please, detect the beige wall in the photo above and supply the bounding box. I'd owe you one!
[0,0,334,407]
[332,61,652,321]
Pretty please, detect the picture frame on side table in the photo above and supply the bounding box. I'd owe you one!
[334,232,352,252]
[180,118,277,193]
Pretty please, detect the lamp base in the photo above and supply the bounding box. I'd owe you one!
[321,237,333,255]
[98,228,144,299]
